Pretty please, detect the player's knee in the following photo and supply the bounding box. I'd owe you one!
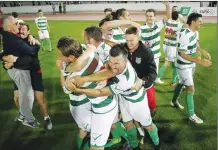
[124,121,134,130]
[164,60,170,67]
[111,123,117,129]
[35,91,46,106]
[186,86,195,93]
[79,129,88,138]
[144,123,155,131]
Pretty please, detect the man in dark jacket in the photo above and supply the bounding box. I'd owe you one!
[2,23,53,130]
[124,26,157,144]
[1,16,40,128]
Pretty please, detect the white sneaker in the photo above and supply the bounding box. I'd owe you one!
[155,78,164,84]
[189,114,203,124]
[170,101,184,109]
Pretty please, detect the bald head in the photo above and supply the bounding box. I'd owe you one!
[3,16,18,34]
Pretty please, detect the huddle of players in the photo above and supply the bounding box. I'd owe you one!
[56,3,212,150]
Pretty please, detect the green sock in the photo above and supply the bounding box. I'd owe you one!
[172,83,183,103]
[157,66,167,78]
[40,40,44,48]
[172,63,178,83]
[76,135,89,150]
[111,122,127,140]
[186,93,195,116]
[148,124,159,146]
[48,39,52,50]
[126,125,139,148]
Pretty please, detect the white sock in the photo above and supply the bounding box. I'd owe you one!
[44,115,50,120]
[137,127,145,137]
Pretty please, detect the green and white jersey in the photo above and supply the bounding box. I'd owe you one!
[96,42,111,64]
[109,61,146,103]
[163,19,183,47]
[140,20,165,59]
[111,27,126,44]
[68,52,116,114]
[176,28,199,69]
[35,16,48,30]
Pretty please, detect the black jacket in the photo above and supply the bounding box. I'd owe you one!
[1,31,40,70]
[125,41,157,88]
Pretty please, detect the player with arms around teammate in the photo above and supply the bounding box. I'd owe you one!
[35,9,52,51]
[171,13,212,124]
[68,44,161,150]
[57,36,118,150]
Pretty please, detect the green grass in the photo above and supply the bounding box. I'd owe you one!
[0,21,216,150]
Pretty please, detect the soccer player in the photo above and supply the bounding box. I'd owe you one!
[155,11,185,86]
[57,36,118,150]
[104,8,112,17]
[172,6,186,24]
[171,13,212,123]
[140,1,170,76]
[83,26,129,148]
[35,9,52,51]
[68,44,161,150]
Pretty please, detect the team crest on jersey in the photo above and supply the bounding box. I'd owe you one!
[136,57,141,64]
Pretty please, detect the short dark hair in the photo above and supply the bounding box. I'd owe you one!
[38,9,43,13]
[110,44,128,60]
[99,16,113,27]
[146,9,156,16]
[104,8,112,13]
[125,26,138,35]
[84,26,103,42]
[12,12,18,18]
[172,11,179,21]
[57,36,83,58]
[115,8,127,20]
[186,13,202,25]
[19,23,30,31]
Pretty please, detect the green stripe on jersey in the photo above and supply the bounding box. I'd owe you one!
[166,22,178,27]
[92,95,113,108]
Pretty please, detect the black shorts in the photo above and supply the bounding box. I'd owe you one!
[14,69,44,92]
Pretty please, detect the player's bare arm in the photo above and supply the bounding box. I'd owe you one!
[163,0,171,23]
[70,68,115,87]
[197,41,211,60]
[101,20,141,31]
[180,51,212,67]
[68,82,112,97]
[66,44,96,72]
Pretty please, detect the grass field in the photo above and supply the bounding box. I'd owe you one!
[0,21,216,150]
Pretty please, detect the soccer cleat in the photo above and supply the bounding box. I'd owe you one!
[44,118,53,130]
[155,78,164,84]
[105,138,121,147]
[170,83,176,87]
[189,114,203,124]
[14,113,25,122]
[22,119,39,128]
[170,102,184,109]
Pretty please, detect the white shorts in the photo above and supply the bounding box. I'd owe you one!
[118,94,152,127]
[69,101,92,132]
[163,45,177,62]
[154,57,159,74]
[38,30,50,39]
[177,67,195,86]
[90,103,118,148]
